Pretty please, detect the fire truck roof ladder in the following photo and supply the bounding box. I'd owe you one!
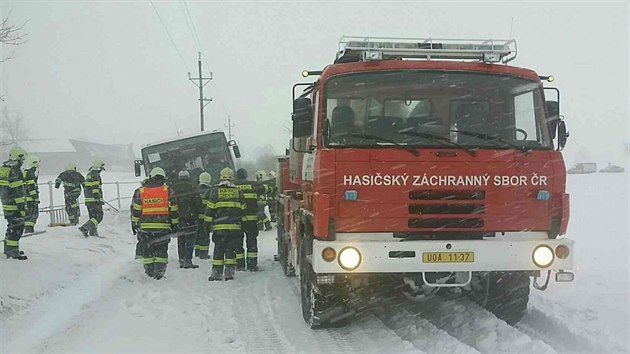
[335,36,517,64]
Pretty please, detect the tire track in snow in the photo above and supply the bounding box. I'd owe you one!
[404,296,556,354]
[517,306,626,353]
[264,261,418,354]
[359,292,479,354]
[231,276,294,354]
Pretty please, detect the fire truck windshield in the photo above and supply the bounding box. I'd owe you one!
[324,71,552,150]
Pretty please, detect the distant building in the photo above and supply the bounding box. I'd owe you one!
[2,139,136,174]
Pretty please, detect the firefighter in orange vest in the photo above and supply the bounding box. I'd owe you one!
[130,167,179,279]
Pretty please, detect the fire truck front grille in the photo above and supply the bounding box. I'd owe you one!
[408,218,484,229]
[409,204,485,215]
[409,190,485,200]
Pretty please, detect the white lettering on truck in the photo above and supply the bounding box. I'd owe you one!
[342,174,548,187]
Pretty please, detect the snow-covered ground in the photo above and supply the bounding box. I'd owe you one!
[0,173,628,353]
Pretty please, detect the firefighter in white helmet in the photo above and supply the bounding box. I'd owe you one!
[205,167,245,281]
[131,167,179,279]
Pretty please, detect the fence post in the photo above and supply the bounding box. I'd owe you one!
[116,181,121,209]
[48,181,54,226]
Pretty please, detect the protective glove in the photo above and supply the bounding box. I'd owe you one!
[54,181,60,189]
[131,222,138,235]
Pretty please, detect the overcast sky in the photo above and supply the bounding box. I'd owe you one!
[1,1,628,165]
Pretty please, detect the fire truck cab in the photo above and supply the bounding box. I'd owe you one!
[276,37,573,328]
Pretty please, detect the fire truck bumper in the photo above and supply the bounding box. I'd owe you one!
[311,237,574,274]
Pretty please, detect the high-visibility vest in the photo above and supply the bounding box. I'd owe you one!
[140,186,169,215]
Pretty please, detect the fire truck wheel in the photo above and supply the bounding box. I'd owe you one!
[299,235,350,328]
[468,271,530,325]
[278,231,294,277]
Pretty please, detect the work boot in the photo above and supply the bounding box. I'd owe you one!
[184,259,199,269]
[247,258,259,272]
[208,267,223,281]
[24,226,34,234]
[89,229,99,237]
[153,264,166,279]
[264,222,272,231]
[144,263,155,278]
[199,251,209,260]
[236,259,246,271]
[224,265,236,281]
[6,251,28,260]
[79,225,89,237]
[179,259,186,268]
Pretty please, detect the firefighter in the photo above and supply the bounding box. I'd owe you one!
[195,172,212,259]
[171,170,200,269]
[255,170,273,231]
[55,163,85,225]
[22,155,40,234]
[1,146,28,260]
[235,168,267,271]
[205,167,245,281]
[266,171,278,223]
[79,159,105,237]
[131,167,179,279]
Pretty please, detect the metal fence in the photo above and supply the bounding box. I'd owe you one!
[1,181,141,226]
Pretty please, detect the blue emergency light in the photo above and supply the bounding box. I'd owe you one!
[344,190,358,201]
[537,190,550,201]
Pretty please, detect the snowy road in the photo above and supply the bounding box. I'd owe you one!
[1,173,628,353]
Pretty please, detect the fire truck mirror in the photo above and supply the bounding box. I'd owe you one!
[292,97,313,138]
[134,160,143,177]
[546,101,560,139]
[557,120,568,150]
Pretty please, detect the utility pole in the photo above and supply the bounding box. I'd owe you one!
[225,115,235,141]
[188,52,212,131]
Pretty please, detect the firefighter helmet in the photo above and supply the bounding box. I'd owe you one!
[178,170,190,179]
[150,167,166,178]
[255,170,266,181]
[66,163,76,171]
[198,172,212,185]
[220,167,235,181]
[236,168,248,180]
[92,159,106,170]
[25,155,39,168]
[268,171,276,179]
[9,146,27,161]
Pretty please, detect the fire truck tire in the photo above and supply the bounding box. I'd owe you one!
[469,271,530,326]
[278,230,294,277]
[299,234,350,328]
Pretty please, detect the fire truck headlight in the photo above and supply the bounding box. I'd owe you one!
[338,247,361,271]
[532,245,554,268]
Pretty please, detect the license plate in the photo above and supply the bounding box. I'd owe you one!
[422,252,474,263]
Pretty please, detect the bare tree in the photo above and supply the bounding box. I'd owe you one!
[0,106,29,147]
[0,12,27,63]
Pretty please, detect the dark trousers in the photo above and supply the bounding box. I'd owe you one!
[141,230,169,278]
[235,232,245,269]
[24,201,39,230]
[81,203,103,235]
[244,222,259,269]
[3,213,24,256]
[195,220,210,259]
[177,219,197,261]
[64,192,81,224]
[211,230,240,273]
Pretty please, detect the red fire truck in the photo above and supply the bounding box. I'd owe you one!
[276,37,573,328]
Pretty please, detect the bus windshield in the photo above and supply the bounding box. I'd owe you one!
[141,133,234,183]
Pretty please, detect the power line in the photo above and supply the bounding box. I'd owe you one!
[182,0,203,54]
[148,0,190,72]
[178,0,200,53]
